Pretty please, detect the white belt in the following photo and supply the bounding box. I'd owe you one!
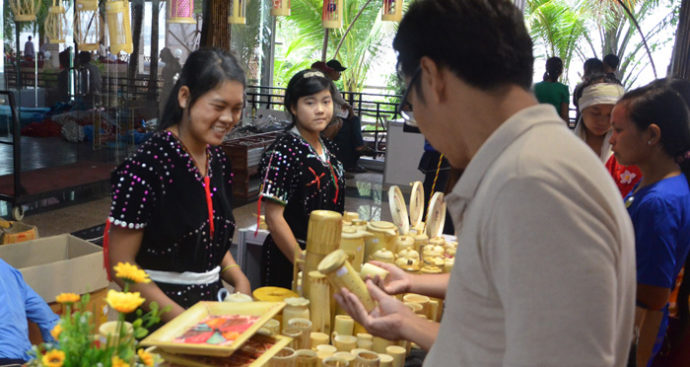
[145,266,220,285]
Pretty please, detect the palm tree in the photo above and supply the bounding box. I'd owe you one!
[274,0,390,92]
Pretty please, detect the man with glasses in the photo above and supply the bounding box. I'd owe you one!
[335,0,636,365]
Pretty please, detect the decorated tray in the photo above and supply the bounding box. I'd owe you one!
[152,333,291,367]
[140,301,285,357]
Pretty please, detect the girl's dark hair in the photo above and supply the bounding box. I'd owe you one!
[619,81,690,187]
[158,48,246,131]
[543,56,563,82]
[283,69,337,128]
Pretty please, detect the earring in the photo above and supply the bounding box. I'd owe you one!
[648,140,652,145]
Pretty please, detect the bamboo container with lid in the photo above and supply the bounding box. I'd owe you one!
[340,226,369,272]
[307,271,331,335]
[310,331,330,348]
[370,249,395,264]
[318,250,377,312]
[360,263,389,281]
[364,221,397,262]
[333,315,355,336]
[283,297,310,333]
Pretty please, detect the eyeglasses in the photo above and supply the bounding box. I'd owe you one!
[397,67,421,127]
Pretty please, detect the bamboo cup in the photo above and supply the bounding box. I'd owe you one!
[333,352,356,364]
[323,356,351,367]
[333,315,355,336]
[304,210,343,297]
[283,327,304,350]
[378,354,393,367]
[288,318,313,350]
[359,263,389,281]
[310,331,329,348]
[316,344,338,359]
[295,349,318,367]
[403,294,430,318]
[385,346,405,367]
[428,299,439,322]
[353,351,380,367]
[308,271,331,334]
[334,334,358,352]
[270,347,297,367]
[372,337,392,353]
[319,250,376,312]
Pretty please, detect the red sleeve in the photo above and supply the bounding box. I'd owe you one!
[605,155,642,198]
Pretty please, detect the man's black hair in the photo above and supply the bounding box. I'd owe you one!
[393,0,533,91]
[583,58,604,76]
[603,54,620,70]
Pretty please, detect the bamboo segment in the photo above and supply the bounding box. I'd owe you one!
[334,335,358,352]
[270,347,297,367]
[310,331,330,348]
[307,270,332,335]
[372,337,392,353]
[288,318,313,350]
[323,356,351,367]
[333,352,356,364]
[403,294,430,319]
[295,349,319,367]
[316,344,338,358]
[304,210,343,296]
[428,299,439,322]
[378,354,394,367]
[353,351,380,367]
[385,346,405,367]
[333,315,355,336]
[357,333,373,348]
[319,250,376,312]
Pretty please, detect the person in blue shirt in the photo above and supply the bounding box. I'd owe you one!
[609,79,690,367]
[0,259,59,364]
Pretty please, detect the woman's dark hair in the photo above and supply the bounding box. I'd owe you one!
[158,48,246,131]
[543,56,563,82]
[583,58,604,76]
[619,81,690,187]
[283,69,337,128]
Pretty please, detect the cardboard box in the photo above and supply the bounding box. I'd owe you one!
[0,234,109,302]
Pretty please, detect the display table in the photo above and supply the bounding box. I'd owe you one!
[236,224,269,289]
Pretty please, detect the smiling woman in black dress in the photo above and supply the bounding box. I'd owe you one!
[258,69,346,288]
[105,49,250,323]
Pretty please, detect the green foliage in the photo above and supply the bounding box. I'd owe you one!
[274,0,393,92]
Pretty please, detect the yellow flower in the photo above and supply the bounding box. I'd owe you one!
[42,349,65,367]
[111,356,130,367]
[55,293,80,304]
[114,262,151,284]
[105,290,145,314]
[50,323,62,340]
[137,349,154,367]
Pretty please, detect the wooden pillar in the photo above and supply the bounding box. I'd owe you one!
[670,0,690,79]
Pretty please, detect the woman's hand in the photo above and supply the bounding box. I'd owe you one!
[367,261,412,295]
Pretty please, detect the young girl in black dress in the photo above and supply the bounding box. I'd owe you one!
[105,49,250,323]
[258,69,346,288]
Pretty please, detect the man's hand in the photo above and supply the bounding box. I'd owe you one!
[367,261,412,295]
[334,279,415,341]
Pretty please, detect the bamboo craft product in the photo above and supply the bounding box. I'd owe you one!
[307,271,331,334]
[333,352,356,364]
[364,221,397,262]
[283,297,310,333]
[303,210,343,297]
[359,263,389,281]
[334,334,358,352]
[283,327,304,350]
[270,347,297,367]
[385,346,405,367]
[388,185,410,235]
[310,332,330,348]
[295,349,319,367]
[333,315,355,336]
[353,351,380,367]
[428,299,440,322]
[288,318,313,350]
[372,337,392,353]
[323,356,351,366]
[370,249,395,264]
[316,344,338,358]
[403,294,431,319]
[340,226,368,272]
[318,250,376,312]
[392,235,415,253]
[357,333,373,348]
[261,318,281,335]
[378,354,394,367]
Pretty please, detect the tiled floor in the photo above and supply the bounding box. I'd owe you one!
[21,170,392,241]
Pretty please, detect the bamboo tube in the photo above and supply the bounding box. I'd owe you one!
[295,349,318,367]
[357,340,373,350]
[403,294,430,318]
[270,347,297,367]
[350,348,368,357]
[428,299,439,322]
[385,346,405,367]
[333,315,354,336]
[334,334,358,352]
[372,337,392,353]
[333,352,356,364]
[303,211,343,297]
[283,327,304,350]
[316,344,337,358]
[323,356,350,367]
[378,354,393,367]
[356,333,373,347]
[353,351,380,367]
[360,263,389,281]
[288,318,313,350]
[308,271,331,334]
[310,331,329,348]
[319,250,376,312]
